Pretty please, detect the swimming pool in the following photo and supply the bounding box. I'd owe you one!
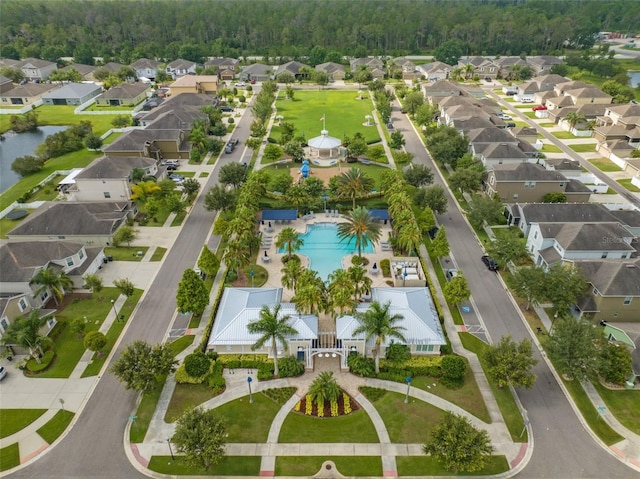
[279,222,374,280]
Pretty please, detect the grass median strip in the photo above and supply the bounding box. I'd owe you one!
[36,410,74,444]
[150,246,167,262]
[279,407,378,443]
[148,455,260,475]
[396,455,509,476]
[0,443,20,472]
[276,456,382,476]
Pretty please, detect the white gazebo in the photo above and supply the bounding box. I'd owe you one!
[308,129,342,158]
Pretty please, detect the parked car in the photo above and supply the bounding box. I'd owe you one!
[0,366,7,381]
[169,174,184,181]
[521,98,534,103]
[498,113,512,120]
[400,108,407,114]
[250,79,256,84]
[505,122,516,128]
[481,255,499,271]
[234,81,246,87]
[224,144,234,154]
[387,122,394,129]
[229,138,239,147]
[220,105,234,112]
[428,226,439,240]
[345,157,358,163]
[484,77,492,82]
[166,164,179,171]
[445,269,460,282]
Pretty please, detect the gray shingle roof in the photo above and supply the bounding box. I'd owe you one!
[76,155,156,180]
[1,83,58,98]
[491,162,567,181]
[97,83,149,99]
[42,82,101,99]
[60,64,96,76]
[131,58,160,70]
[0,241,86,282]
[576,259,640,297]
[519,203,636,224]
[7,202,129,237]
[549,223,636,251]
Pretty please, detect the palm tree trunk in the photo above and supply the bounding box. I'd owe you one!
[272,337,279,376]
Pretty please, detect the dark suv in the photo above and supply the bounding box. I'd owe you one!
[481,255,499,271]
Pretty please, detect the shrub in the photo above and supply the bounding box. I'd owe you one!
[262,387,297,405]
[380,258,391,277]
[184,351,211,377]
[227,117,235,124]
[440,355,466,388]
[277,355,305,378]
[385,342,411,363]
[175,364,205,384]
[347,353,375,377]
[351,255,369,267]
[257,362,275,380]
[26,350,55,373]
[207,374,226,394]
[377,371,408,383]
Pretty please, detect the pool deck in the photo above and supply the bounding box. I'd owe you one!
[258,213,394,300]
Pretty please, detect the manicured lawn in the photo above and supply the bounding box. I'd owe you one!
[522,111,537,118]
[26,105,122,135]
[0,149,102,211]
[170,211,187,226]
[241,263,268,287]
[165,383,221,423]
[568,143,597,153]
[412,362,491,423]
[150,246,167,261]
[0,214,30,238]
[104,246,148,261]
[279,408,378,443]
[275,456,382,476]
[130,377,166,443]
[36,410,74,444]
[541,143,562,153]
[148,455,261,475]
[551,131,575,139]
[272,90,381,144]
[0,443,20,472]
[617,178,640,192]
[459,333,527,442]
[396,455,509,476]
[589,158,623,172]
[0,409,46,439]
[370,390,445,443]
[85,104,137,112]
[169,335,195,356]
[593,382,640,435]
[210,392,283,442]
[101,131,123,144]
[34,287,137,378]
[199,171,209,178]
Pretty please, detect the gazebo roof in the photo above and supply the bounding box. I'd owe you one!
[308,130,342,149]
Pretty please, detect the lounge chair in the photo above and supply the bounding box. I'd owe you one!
[381,244,391,251]
[310,211,315,218]
[325,210,330,217]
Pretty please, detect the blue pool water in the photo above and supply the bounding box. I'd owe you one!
[279,222,374,280]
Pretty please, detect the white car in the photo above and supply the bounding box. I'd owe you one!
[0,366,7,381]
[234,81,246,87]
[498,113,512,120]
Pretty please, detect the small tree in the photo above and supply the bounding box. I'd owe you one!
[172,407,227,470]
[176,269,209,315]
[449,168,483,194]
[467,195,504,228]
[404,164,433,187]
[547,317,602,382]
[443,276,470,305]
[218,163,248,189]
[83,273,104,300]
[308,371,341,408]
[113,278,135,297]
[111,115,131,128]
[84,133,103,150]
[485,228,529,267]
[599,342,633,386]
[110,340,177,392]
[389,130,406,150]
[263,143,284,164]
[70,318,87,338]
[509,266,546,311]
[423,412,493,473]
[483,335,538,389]
[204,185,236,211]
[440,355,467,387]
[84,331,107,357]
[197,246,220,277]
[11,155,45,177]
[112,226,137,248]
[430,226,449,258]
[415,185,447,214]
[181,178,201,198]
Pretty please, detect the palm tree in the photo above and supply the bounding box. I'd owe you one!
[463,63,475,80]
[281,258,303,291]
[293,269,327,315]
[347,266,372,301]
[328,269,356,316]
[276,227,304,259]
[336,167,375,209]
[29,267,73,306]
[1,310,53,364]
[396,222,422,256]
[223,239,250,275]
[353,300,407,373]
[247,304,298,377]
[308,371,341,406]
[565,112,586,131]
[450,67,463,82]
[337,207,382,258]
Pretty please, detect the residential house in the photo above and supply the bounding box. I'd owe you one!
[136,92,215,128]
[6,202,133,247]
[526,222,635,269]
[169,75,218,96]
[315,62,346,81]
[390,57,418,80]
[59,63,97,80]
[206,287,318,367]
[573,259,640,322]
[102,128,190,160]
[472,142,531,167]
[19,58,57,81]
[599,322,640,385]
[0,293,57,346]
[349,57,385,79]
[547,103,607,132]
[204,57,240,76]
[527,56,563,75]
[240,63,272,82]
[88,62,126,81]
[166,59,198,79]
[0,75,13,94]
[94,82,150,107]
[41,82,102,106]
[337,288,446,362]
[485,162,591,203]
[0,83,58,106]
[130,58,161,80]
[565,87,612,107]
[67,155,160,201]
[509,126,538,145]
[539,158,583,179]
[457,56,500,79]
[515,74,570,103]
[504,202,640,237]
[0,240,105,304]
[493,56,531,80]
[423,80,469,101]
[594,104,640,160]
[418,61,452,82]
[274,61,310,81]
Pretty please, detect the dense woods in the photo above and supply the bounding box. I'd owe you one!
[1,0,639,63]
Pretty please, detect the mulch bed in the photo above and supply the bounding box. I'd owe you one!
[293,391,361,417]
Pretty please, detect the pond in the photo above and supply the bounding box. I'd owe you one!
[628,71,640,88]
[0,125,66,194]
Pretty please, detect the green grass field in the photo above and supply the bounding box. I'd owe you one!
[396,455,509,476]
[279,408,378,443]
[104,246,149,261]
[0,443,20,472]
[148,455,261,476]
[617,178,640,192]
[0,409,46,439]
[552,131,575,139]
[589,158,623,172]
[164,383,221,423]
[593,382,640,435]
[568,143,597,153]
[208,393,283,442]
[275,456,382,476]
[271,90,381,144]
[36,410,74,444]
[150,247,167,261]
[541,143,562,153]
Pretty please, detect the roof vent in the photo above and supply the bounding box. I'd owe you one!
[625,264,636,268]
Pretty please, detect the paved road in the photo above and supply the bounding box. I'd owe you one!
[395,104,637,478]
[11,107,256,479]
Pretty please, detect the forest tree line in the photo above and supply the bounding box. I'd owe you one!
[1,0,639,65]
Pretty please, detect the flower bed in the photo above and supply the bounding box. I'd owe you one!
[293,391,359,417]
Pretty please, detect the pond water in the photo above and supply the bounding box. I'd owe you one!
[628,71,640,88]
[0,126,66,194]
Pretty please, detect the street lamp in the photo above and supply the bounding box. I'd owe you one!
[110,299,118,320]
[322,193,328,212]
[520,409,529,437]
[247,376,254,404]
[404,376,412,404]
[167,438,175,460]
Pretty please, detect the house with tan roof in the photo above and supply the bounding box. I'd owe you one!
[137,93,215,128]
[573,259,640,322]
[240,63,272,82]
[102,128,190,160]
[274,61,310,80]
[457,56,500,79]
[315,62,346,81]
[0,293,57,344]
[0,82,58,106]
[418,61,452,82]
[527,56,563,75]
[0,75,13,94]
[60,63,97,80]
[169,75,218,96]
[95,82,150,106]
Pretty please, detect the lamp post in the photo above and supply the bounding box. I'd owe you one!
[247,376,254,404]
[520,409,529,437]
[404,376,412,404]
[322,193,328,212]
[167,438,175,460]
[110,299,119,320]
